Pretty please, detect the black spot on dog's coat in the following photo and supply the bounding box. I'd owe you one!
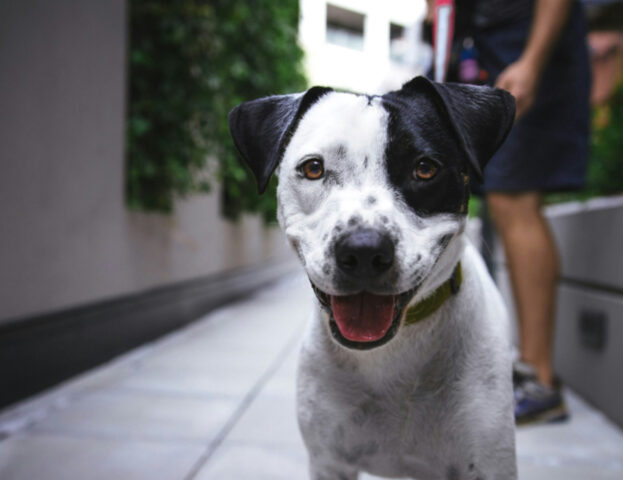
[381,95,468,217]
[439,234,453,250]
[447,465,460,480]
[323,170,343,186]
[347,215,362,227]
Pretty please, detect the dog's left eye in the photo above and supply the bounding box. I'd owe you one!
[300,158,324,180]
[413,159,438,181]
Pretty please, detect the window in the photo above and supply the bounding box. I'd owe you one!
[390,23,406,63]
[326,4,365,50]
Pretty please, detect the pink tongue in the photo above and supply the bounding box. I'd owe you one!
[330,293,395,342]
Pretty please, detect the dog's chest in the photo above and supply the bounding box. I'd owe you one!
[298,356,466,477]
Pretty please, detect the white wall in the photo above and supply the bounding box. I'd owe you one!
[299,0,429,94]
[0,0,293,323]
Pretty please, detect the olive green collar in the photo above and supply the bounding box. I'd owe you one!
[404,262,462,325]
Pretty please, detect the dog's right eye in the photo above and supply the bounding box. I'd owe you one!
[300,158,324,180]
[413,158,438,181]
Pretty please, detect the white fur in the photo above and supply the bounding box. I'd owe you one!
[274,92,517,479]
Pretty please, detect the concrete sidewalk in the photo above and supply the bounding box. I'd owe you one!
[1,273,622,480]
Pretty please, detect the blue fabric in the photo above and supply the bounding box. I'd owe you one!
[473,3,591,193]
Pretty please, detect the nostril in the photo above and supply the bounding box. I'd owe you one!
[372,253,393,272]
[339,254,358,271]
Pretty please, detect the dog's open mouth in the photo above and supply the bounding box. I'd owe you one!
[311,284,418,350]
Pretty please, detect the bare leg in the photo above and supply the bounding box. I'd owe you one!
[487,192,558,387]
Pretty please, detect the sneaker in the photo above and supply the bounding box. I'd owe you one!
[512,360,537,389]
[513,362,569,426]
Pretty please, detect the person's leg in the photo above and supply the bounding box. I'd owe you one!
[487,191,558,387]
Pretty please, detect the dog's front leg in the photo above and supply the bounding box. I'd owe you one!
[309,460,359,480]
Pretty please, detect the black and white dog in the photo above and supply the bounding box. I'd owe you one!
[229,77,517,480]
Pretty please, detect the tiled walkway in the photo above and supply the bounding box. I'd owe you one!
[1,273,622,479]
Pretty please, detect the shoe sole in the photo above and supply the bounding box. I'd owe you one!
[516,403,570,426]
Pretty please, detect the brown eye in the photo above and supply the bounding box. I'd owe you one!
[301,158,324,180]
[413,159,438,180]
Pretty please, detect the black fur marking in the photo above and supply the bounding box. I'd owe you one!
[366,195,377,206]
[335,441,380,464]
[484,372,498,390]
[381,95,468,216]
[380,77,515,215]
[439,234,453,249]
[347,215,362,227]
[385,77,515,181]
[363,156,369,168]
[228,86,333,193]
[351,399,383,426]
[335,144,347,160]
[447,465,460,480]
[290,239,305,265]
[323,170,342,186]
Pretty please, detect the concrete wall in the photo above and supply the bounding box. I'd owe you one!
[0,0,294,323]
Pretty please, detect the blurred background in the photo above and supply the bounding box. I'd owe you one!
[1,0,623,479]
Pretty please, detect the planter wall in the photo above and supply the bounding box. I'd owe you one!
[494,196,623,427]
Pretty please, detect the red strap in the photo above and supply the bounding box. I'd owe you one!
[433,0,455,83]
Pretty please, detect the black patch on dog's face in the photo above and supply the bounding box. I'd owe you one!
[382,95,469,216]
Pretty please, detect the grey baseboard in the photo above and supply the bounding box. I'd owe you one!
[0,260,298,409]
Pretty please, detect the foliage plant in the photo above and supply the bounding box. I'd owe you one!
[587,83,623,197]
[126,0,307,220]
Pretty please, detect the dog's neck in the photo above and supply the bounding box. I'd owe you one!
[404,262,462,326]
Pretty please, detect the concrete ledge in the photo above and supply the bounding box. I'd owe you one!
[0,259,298,409]
[554,283,623,427]
[492,195,623,428]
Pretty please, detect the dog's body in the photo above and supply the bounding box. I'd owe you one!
[229,77,517,479]
[297,242,515,479]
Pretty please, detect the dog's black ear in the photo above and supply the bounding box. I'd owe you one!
[228,86,333,193]
[394,76,515,180]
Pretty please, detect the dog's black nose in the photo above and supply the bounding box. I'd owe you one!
[335,229,394,278]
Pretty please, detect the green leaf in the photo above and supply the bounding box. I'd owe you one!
[126,0,307,219]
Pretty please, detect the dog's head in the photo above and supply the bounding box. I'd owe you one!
[229,77,514,350]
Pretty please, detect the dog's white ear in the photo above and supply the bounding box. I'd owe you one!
[228,86,333,193]
[389,76,515,181]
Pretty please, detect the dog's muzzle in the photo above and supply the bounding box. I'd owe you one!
[311,228,418,350]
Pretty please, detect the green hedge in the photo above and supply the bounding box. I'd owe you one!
[126,0,307,221]
[587,84,623,197]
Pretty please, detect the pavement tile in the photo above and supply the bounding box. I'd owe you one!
[225,390,302,448]
[0,432,203,480]
[193,442,308,480]
[116,361,268,399]
[30,389,238,444]
[517,463,623,480]
[516,391,623,469]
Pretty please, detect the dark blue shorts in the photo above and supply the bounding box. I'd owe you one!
[473,3,591,193]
